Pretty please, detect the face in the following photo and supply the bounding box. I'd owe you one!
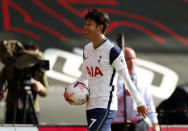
[84,19,102,41]
[125,49,136,75]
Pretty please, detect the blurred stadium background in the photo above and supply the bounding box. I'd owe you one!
[0,0,188,129]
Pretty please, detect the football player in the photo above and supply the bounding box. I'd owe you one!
[64,8,149,131]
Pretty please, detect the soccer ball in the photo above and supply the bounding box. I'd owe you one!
[64,82,90,105]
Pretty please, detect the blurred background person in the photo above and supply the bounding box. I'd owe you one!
[157,82,188,125]
[0,40,48,124]
[112,47,159,131]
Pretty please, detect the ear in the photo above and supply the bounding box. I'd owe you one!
[98,24,104,33]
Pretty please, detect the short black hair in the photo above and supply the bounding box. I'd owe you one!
[84,8,110,34]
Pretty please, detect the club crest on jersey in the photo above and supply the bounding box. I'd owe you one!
[98,55,102,63]
[119,56,125,65]
[86,66,103,77]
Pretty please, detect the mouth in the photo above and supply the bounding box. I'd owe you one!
[85,32,89,35]
[85,32,90,38]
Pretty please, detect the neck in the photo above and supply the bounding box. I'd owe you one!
[92,34,105,48]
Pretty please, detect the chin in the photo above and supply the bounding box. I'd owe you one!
[86,36,91,41]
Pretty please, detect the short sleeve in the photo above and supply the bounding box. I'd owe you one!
[109,45,121,65]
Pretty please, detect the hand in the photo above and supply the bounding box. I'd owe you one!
[0,91,5,100]
[63,87,73,105]
[153,124,160,131]
[137,105,149,118]
[32,79,45,93]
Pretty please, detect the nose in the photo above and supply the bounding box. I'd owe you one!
[83,25,87,32]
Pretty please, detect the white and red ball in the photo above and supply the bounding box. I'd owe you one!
[65,82,90,105]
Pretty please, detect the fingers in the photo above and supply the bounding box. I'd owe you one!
[137,106,149,118]
[32,80,44,93]
[63,88,73,105]
[64,88,67,96]
[143,107,149,117]
[64,88,68,99]
[138,111,147,118]
[153,124,160,131]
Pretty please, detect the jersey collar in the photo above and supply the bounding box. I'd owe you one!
[93,38,107,49]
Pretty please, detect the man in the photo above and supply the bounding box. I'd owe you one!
[0,41,48,124]
[64,9,149,131]
[112,47,160,131]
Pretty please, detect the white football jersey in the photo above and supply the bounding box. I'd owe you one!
[77,38,144,110]
[77,38,125,110]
